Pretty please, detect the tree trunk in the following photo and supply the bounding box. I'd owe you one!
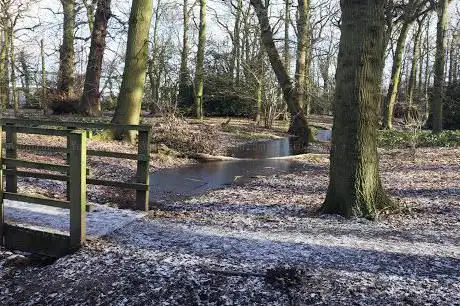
[40,39,46,109]
[19,50,32,106]
[178,0,189,105]
[111,0,153,142]
[58,0,76,97]
[431,0,449,133]
[83,0,98,32]
[79,0,112,116]
[406,18,424,113]
[147,0,161,113]
[383,21,410,129]
[284,0,290,74]
[250,0,311,147]
[0,26,9,112]
[233,0,242,85]
[194,0,206,120]
[1,25,10,112]
[9,28,18,115]
[423,19,430,116]
[292,0,310,139]
[321,0,393,219]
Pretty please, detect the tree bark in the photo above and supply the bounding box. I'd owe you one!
[431,0,449,133]
[250,0,311,147]
[194,0,207,119]
[321,0,393,219]
[80,0,112,116]
[58,0,76,97]
[111,0,153,142]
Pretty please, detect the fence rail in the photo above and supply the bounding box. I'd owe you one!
[0,118,151,211]
[0,127,87,257]
[0,118,152,257]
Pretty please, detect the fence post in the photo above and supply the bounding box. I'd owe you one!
[0,125,4,246]
[135,130,150,211]
[5,124,17,193]
[68,130,87,249]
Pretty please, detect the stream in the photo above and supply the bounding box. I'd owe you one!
[150,130,331,203]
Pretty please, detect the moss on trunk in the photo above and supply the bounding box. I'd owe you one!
[111,0,153,142]
[321,0,394,220]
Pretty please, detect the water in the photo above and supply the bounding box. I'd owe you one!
[150,131,331,203]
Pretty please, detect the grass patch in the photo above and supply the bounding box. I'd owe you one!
[378,129,460,149]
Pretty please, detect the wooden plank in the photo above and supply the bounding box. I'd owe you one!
[16,144,68,153]
[68,131,86,248]
[135,130,151,211]
[3,224,72,257]
[8,126,71,137]
[3,158,69,173]
[87,178,148,190]
[5,124,18,193]
[4,169,69,182]
[87,150,138,160]
[0,118,151,131]
[3,192,70,209]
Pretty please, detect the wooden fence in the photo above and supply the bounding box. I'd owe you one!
[0,118,152,211]
[0,118,152,256]
[0,126,87,257]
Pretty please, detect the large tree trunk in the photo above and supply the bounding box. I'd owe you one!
[250,0,311,147]
[79,0,112,116]
[431,0,449,133]
[111,0,153,142]
[58,0,76,97]
[291,0,311,139]
[194,0,207,120]
[321,0,393,219]
[383,21,410,129]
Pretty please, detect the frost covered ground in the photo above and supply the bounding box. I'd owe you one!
[0,148,459,305]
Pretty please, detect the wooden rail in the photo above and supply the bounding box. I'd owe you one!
[0,118,151,211]
[0,127,87,256]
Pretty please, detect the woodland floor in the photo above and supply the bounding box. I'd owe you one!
[0,115,459,305]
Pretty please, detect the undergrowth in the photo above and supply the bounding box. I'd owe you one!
[378,129,460,149]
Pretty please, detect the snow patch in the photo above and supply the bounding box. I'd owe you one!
[3,200,146,239]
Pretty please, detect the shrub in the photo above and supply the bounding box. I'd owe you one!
[378,129,460,149]
[150,116,220,154]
